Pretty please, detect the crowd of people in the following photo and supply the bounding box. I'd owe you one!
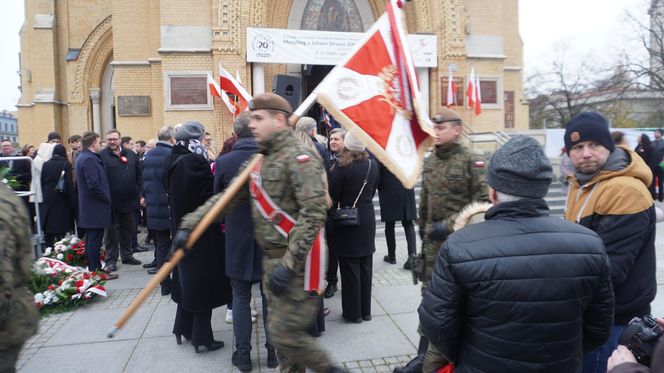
[2,97,663,372]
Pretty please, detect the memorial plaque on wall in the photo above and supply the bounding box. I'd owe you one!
[504,91,515,128]
[117,96,151,116]
[479,80,498,104]
[440,77,465,107]
[169,76,208,105]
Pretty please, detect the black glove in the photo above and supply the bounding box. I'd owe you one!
[172,228,192,251]
[269,264,294,297]
[418,226,425,240]
[427,221,451,241]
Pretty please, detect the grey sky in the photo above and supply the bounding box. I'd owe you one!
[0,0,652,111]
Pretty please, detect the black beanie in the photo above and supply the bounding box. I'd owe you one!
[564,112,615,154]
[487,135,553,199]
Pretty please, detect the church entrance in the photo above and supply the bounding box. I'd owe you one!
[302,65,335,136]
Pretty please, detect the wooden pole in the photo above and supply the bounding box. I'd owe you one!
[107,154,264,338]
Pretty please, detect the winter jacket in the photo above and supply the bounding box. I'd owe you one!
[565,146,657,325]
[419,199,614,373]
[75,149,111,229]
[100,147,142,213]
[142,141,172,231]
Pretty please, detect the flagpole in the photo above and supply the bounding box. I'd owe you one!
[288,92,319,125]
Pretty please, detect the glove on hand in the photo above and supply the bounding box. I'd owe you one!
[172,228,192,252]
[427,221,452,242]
[269,264,294,297]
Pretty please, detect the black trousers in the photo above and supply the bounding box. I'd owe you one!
[104,210,135,265]
[173,305,214,346]
[85,228,104,272]
[152,229,172,289]
[326,252,339,286]
[385,220,417,259]
[656,167,664,202]
[338,255,373,321]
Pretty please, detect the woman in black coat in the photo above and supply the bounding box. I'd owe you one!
[164,121,232,353]
[377,161,417,268]
[328,132,379,323]
[40,144,75,247]
[635,133,659,198]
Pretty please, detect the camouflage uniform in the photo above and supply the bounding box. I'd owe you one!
[0,184,40,373]
[417,142,488,292]
[180,129,332,373]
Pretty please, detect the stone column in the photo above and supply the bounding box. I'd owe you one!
[89,88,101,133]
[252,63,265,95]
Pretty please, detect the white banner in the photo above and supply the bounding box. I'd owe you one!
[247,27,437,68]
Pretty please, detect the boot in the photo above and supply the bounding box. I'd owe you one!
[232,350,252,372]
[266,345,279,368]
[393,336,427,373]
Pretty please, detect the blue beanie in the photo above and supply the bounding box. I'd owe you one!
[564,112,615,154]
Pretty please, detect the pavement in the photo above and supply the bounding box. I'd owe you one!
[17,220,664,373]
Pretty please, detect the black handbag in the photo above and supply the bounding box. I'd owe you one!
[332,160,372,226]
[54,164,66,193]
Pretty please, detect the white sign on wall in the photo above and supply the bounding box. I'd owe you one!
[247,27,437,68]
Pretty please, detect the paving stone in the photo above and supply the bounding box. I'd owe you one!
[19,339,137,373]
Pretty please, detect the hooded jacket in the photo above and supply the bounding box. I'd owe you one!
[565,146,656,325]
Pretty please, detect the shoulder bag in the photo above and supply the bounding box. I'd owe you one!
[331,159,372,226]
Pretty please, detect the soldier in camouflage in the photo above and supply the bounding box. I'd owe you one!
[174,93,344,373]
[395,107,488,373]
[0,183,40,373]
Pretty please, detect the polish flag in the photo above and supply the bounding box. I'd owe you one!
[219,65,252,112]
[312,0,433,188]
[207,73,237,115]
[466,67,476,110]
[446,70,456,107]
[474,74,482,115]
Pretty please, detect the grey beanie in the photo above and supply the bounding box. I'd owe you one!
[175,121,205,141]
[487,135,553,199]
[344,131,366,151]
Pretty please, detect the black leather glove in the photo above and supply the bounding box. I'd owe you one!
[172,228,192,251]
[269,264,294,297]
[427,221,451,241]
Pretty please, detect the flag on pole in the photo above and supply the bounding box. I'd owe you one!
[207,73,237,115]
[474,74,482,115]
[446,70,456,107]
[219,65,252,112]
[466,67,476,110]
[235,70,243,86]
[311,0,433,188]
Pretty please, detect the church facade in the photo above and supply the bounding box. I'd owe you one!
[17,0,528,148]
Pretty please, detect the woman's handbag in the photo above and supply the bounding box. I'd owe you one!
[332,160,372,226]
[54,164,66,193]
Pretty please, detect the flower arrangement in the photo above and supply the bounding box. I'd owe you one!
[30,257,108,314]
[0,167,22,190]
[44,235,106,267]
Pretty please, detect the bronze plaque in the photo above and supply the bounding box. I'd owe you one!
[479,80,498,104]
[170,76,208,105]
[440,76,465,107]
[117,96,151,116]
[504,91,515,129]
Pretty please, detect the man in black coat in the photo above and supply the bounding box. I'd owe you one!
[142,125,175,295]
[418,136,614,373]
[75,132,118,279]
[100,129,142,272]
[215,113,277,371]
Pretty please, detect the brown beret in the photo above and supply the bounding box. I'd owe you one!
[432,107,462,125]
[248,93,293,114]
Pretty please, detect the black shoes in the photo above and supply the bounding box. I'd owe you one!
[324,284,338,299]
[122,256,142,265]
[161,286,171,296]
[393,355,424,373]
[232,351,252,372]
[142,261,156,269]
[383,255,397,264]
[103,263,117,273]
[194,340,224,353]
[266,346,279,368]
[147,268,158,275]
[132,244,149,253]
[362,315,372,321]
[403,257,412,270]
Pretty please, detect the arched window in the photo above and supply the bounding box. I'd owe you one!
[300,0,364,32]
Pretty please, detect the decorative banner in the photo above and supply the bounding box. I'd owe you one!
[247,27,437,67]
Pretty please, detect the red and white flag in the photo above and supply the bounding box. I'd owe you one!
[466,66,476,110]
[207,73,237,115]
[312,0,433,188]
[219,65,252,113]
[474,74,482,115]
[446,70,456,107]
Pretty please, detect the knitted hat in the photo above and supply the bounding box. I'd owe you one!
[487,135,553,199]
[248,93,292,114]
[344,131,366,151]
[564,112,615,154]
[175,121,205,141]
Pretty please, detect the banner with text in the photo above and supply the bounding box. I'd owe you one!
[247,27,437,68]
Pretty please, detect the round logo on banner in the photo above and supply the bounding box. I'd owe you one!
[337,76,360,101]
[251,34,275,58]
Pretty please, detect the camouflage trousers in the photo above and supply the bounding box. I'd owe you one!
[423,343,450,373]
[263,258,332,373]
[418,238,447,368]
[0,343,23,373]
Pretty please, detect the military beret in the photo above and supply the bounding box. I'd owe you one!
[432,107,462,125]
[248,93,293,114]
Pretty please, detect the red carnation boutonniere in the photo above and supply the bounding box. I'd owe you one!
[119,155,128,164]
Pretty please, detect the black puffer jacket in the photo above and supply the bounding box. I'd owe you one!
[418,199,614,373]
